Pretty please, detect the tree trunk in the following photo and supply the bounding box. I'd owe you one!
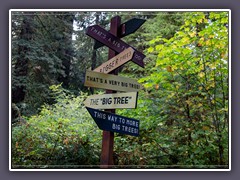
[57,13,74,88]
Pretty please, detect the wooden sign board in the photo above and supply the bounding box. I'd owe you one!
[84,70,143,92]
[86,107,139,137]
[94,18,146,49]
[84,92,138,109]
[120,18,146,37]
[94,47,135,74]
[86,25,145,68]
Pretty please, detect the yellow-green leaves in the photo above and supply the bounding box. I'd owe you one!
[199,72,205,78]
[189,31,196,38]
[148,46,154,53]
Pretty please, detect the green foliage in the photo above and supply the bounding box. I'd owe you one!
[12,85,101,168]
[12,12,76,116]
[11,11,229,169]
[136,11,229,167]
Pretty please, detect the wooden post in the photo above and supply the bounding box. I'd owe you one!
[100,16,121,168]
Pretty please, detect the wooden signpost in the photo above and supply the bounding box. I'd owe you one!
[93,47,135,74]
[94,18,146,49]
[84,92,138,109]
[86,24,145,68]
[86,107,139,137]
[84,70,143,92]
[84,15,145,168]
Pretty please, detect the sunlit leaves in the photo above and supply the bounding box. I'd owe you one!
[139,11,229,166]
[147,46,154,53]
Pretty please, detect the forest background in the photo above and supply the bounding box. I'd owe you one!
[10,10,229,169]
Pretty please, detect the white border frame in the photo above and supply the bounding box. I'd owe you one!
[9,9,231,172]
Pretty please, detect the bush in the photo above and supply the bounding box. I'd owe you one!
[11,85,102,168]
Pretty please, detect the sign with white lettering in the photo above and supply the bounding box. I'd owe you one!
[84,92,138,109]
[86,25,145,68]
[84,70,143,92]
[94,18,146,49]
[86,107,139,137]
[94,47,135,74]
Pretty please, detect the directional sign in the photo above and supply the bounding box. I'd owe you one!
[86,25,145,68]
[84,70,143,92]
[120,18,146,37]
[86,107,139,136]
[94,18,146,49]
[94,47,135,74]
[84,92,138,109]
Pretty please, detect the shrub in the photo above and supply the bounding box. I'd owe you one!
[11,85,102,168]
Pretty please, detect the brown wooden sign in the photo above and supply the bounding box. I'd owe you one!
[84,92,138,109]
[86,25,145,68]
[85,16,146,168]
[94,18,146,49]
[94,47,135,74]
[84,70,143,92]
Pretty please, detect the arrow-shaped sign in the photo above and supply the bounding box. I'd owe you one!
[86,107,139,137]
[84,92,138,109]
[94,18,146,49]
[94,47,135,74]
[86,25,145,68]
[84,70,143,92]
[120,18,146,37]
